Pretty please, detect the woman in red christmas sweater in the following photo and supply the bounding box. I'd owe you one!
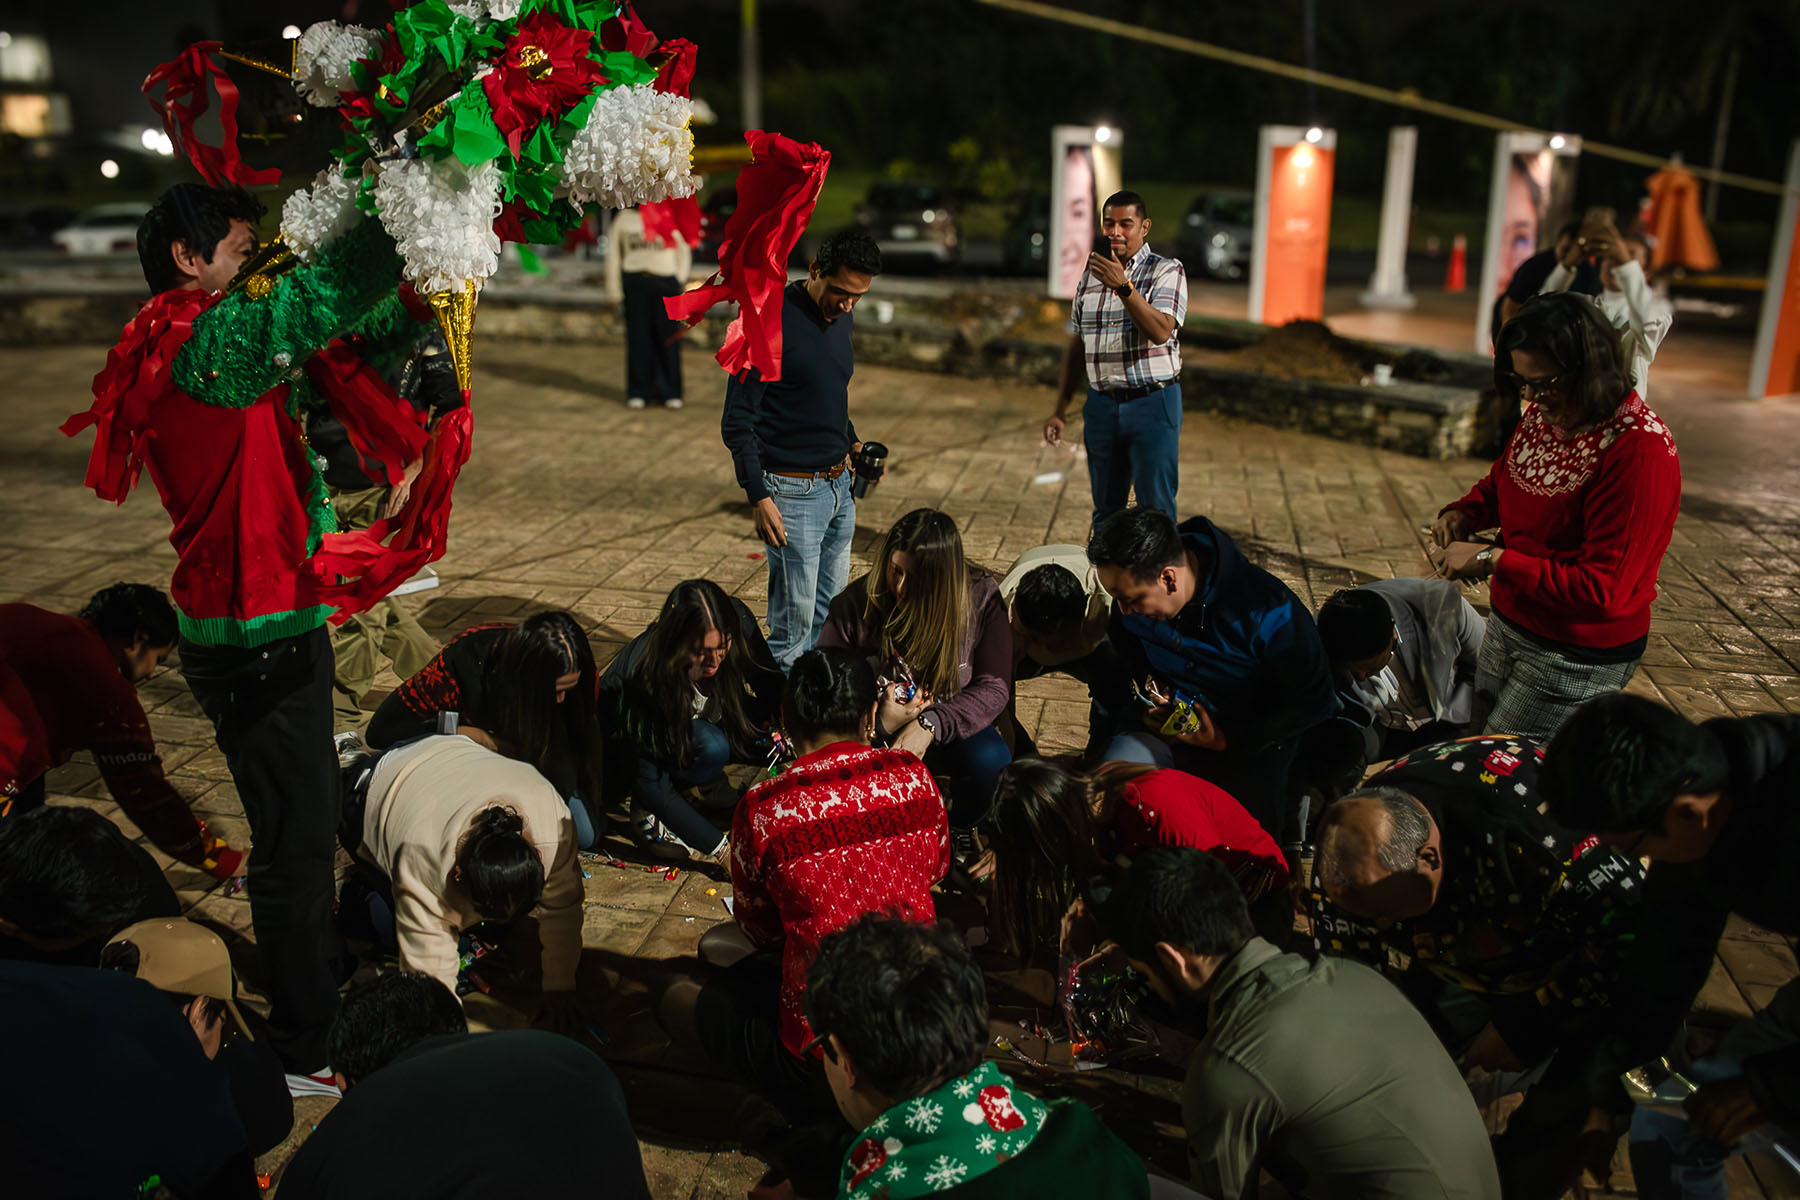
[664,645,948,1127]
[983,758,1292,955]
[1432,292,1680,740]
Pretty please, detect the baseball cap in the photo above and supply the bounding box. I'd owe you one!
[105,918,253,1041]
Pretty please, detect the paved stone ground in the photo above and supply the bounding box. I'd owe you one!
[6,328,1798,1197]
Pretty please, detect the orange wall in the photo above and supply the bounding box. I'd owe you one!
[1765,213,1800,397]
[1260,144,1335,326]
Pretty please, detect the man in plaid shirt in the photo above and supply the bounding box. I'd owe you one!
[1045,190,1189,527]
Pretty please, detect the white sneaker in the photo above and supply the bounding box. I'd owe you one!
[286,1067,343,1099]
[626,397,647,410]
[663,396,684,410]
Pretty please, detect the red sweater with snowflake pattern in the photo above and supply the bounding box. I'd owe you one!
[1443,392,1680,649]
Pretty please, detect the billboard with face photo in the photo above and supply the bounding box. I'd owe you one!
[1049,126,1124,300]
[1475,132,1581,352]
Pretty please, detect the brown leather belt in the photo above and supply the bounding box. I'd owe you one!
[768,462,848,480]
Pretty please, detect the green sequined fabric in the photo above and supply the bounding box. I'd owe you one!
[173,220,404,409]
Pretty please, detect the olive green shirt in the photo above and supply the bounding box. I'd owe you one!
[1185,938,1501,1200]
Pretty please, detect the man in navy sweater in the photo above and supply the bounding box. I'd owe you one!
[721,229,884,669]
[1087,507,1338,844]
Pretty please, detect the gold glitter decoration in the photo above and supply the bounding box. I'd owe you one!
[219,39,299,80]
[228,236,299,299]
[516,44,553,79]
[426,280,478,394]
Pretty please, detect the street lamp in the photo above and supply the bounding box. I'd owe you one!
[281,25,301,39]
[1549,134,1567,150]
[1304,126,1324,145]
[100,159,120,179]
[1094,124,1114,144]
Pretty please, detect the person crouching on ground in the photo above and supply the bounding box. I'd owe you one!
[365,610,606,847]
[818,509,1013,832]
[791,915,1154,1200]
[983,758,1289,957]
[601,578,784,861]
[346,733,585,1034]
[659,648,947,1186]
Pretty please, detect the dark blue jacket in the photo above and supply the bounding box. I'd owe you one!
[1109,516,1338,754]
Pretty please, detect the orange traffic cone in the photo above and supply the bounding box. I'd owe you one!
[1444,233,1467,293]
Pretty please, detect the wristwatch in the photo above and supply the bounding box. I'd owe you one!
[917,709,938,738]
[1474,547,1494,575]
[1114,281,1132,299]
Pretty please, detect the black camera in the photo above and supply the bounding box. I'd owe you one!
[851,440,887,499]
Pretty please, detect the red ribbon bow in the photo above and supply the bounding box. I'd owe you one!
[142,43,282,189]
[663,131,831,382]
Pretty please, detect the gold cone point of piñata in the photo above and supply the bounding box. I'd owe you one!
[426,281,478,395]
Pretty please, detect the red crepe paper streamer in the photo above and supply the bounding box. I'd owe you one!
[61,290,213,503]
[310,402,473,623]
[663,131,831,382]
[143,43,282,189]
[638,194,701,252]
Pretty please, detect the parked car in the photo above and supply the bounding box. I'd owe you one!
[1173,189,1254,280]
[52,202,151,257]
[0,205,76,251]
[1001,191,1049,276]
[856,182,958,269]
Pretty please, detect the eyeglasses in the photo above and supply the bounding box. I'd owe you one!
[1501,372,1565,400]
[799,1029,839,1063]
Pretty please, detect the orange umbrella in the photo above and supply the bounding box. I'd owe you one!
[1640,165,1721,272]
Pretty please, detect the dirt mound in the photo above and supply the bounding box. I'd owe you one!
[1191,320,1372,384]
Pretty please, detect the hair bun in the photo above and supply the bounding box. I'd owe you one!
[472,805,525,839]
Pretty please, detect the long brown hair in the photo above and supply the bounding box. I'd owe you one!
[625,579,781,766]
[859,508,970,699]
[984,761,1187,958]
[983,758,1103,959]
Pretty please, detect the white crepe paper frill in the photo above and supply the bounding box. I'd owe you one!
[561,84,700,208]
[280,167,363,261]
[444,0,525,20]
[373,156,503,294]
[292,21,386,109]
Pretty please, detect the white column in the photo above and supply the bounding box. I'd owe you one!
[1750,140,1800,398]
[1247,125,1278,323]
[1360,126,1417,309]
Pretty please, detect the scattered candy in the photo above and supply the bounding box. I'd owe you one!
[704,886,718,896]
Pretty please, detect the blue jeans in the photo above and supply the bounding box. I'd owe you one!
[762,470,855,669]
[566,794,598,851]
[924,725,1012,829]
[1082,382,1181,528]
[633,718,733,850]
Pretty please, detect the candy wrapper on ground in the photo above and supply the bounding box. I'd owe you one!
[1058,953,1157,1067]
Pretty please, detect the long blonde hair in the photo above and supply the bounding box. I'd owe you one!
[861,508,969,699]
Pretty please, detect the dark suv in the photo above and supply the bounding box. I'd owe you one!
[1173,190,1254,280]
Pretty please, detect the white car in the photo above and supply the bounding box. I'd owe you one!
[52,203,150,257]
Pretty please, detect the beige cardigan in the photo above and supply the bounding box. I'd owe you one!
[362,735,584,997]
